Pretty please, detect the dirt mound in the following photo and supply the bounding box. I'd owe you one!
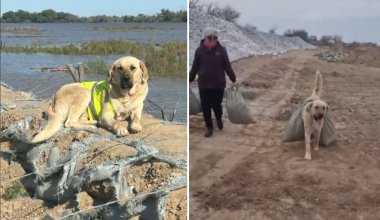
[343,43,380,68]
[321,43,380,68]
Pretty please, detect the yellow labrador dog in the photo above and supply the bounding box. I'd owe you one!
[302,70,328,160]
[31,56,149,143]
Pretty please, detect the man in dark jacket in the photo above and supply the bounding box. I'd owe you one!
[189,27,236,137]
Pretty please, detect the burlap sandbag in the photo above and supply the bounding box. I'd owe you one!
[284,100,336,146]
[283,107,305,142]
[189,88,202,115]
[319,112,336,146]
[226,85,255,124]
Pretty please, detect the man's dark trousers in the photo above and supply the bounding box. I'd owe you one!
[199,88,224,129]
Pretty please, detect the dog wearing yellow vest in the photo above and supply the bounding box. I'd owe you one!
[30,56,149,143]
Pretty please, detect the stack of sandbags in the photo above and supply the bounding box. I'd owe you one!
[1,115,187,219]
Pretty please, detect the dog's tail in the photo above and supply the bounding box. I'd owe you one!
[30,100,65,144]
[312,70,323,97]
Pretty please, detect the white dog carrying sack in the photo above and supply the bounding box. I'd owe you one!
[189,88,202,115]
[226,85,255,124]
[284,100,336,146]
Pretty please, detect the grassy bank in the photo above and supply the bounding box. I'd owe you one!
[1,27,42,35]
[84,59,109,75]
[1,40,186,77]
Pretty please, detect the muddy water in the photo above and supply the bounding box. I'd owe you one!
[1,22,187,122]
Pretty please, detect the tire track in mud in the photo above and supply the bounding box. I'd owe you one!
[190,51,309,219]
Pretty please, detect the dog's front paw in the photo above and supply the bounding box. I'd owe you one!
[314,145,319,151]
[115,127,129,137]
[113,121,129,137]
[129,123,142,133]
[304,154,312,160]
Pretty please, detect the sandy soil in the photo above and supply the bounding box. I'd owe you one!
[190,48,380,220]
[0,85,187,219]
[327,42,380,68]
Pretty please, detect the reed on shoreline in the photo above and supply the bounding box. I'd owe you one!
[2,40,187,77]
[1,27,43,35]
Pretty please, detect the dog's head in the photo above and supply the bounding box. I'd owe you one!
[108,56,149,96]
[306,99,328,121]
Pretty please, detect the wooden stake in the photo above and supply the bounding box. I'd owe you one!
[78,63,85,82]
[67,64,78,82]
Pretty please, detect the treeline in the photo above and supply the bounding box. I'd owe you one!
[283,29,343,45]
[0,9,187,23]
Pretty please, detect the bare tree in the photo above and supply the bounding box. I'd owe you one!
[269,27,277,34]
[284,29,309,42]
[268,24,279,34]
[332,35,342,43]
[205,3,240,23]
[320,35,332,45]
[189,0,200,8]
[309,35,318,43]
[222,5,240,22]
[206,3,223,18]
[320,35,342,45]
[242,23,257,33]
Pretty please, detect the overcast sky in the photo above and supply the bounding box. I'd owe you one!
[200,0,380,43]
[1,0,186,17]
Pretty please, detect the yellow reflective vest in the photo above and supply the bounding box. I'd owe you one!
[80,81,115,121]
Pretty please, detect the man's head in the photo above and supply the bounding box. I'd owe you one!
[203,27,219,48]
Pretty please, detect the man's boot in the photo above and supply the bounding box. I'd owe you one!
[216,118,223,130]
[204,127,213,137]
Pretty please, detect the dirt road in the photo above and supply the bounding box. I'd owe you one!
[190,49,380,220]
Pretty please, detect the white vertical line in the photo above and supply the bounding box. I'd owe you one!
[186,0,190,219]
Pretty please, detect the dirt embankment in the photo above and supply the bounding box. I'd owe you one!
[190,48,380,220]
[324,42,380,68]
[0,84,187,220]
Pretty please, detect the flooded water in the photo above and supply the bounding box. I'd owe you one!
[0,23,187,122]
[1,22,186,46]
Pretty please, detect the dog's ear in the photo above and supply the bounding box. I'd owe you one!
[108,64,116,83]
[139,61,149,83]
[306,102,313,113]
[325,105,329,112]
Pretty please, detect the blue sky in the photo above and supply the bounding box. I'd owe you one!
[1,0,187,16]
[201,0,380,44]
